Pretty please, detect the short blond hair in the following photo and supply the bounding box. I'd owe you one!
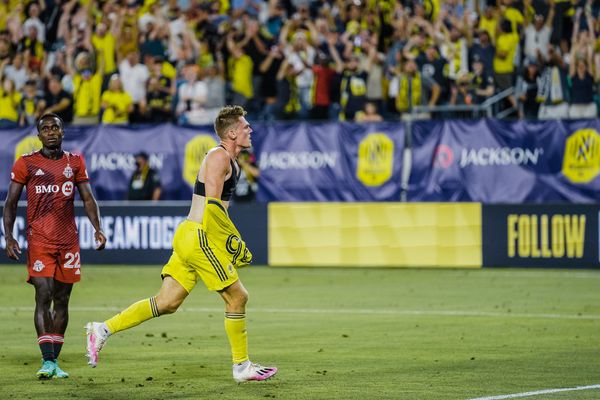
[214,105,247,139]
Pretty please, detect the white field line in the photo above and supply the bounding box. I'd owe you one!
[473,271,600,279]
[1,306,600,320]
[467,384,600,400]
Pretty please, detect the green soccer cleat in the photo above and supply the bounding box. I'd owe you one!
[36,360,56,380]
[53,360,69,379]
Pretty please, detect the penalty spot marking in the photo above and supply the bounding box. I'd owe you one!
[468,384,600,400]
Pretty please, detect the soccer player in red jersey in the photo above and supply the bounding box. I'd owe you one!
[3,113,107,379]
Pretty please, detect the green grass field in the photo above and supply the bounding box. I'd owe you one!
[0,265,599,400]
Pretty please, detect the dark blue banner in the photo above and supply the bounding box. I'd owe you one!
[408,119,600,203]
[0,124,219,201]
[482,204,599,268]
[251,122,404,201]
[2,120,598,202]
[0,122,404,202]
[0,202,268,265]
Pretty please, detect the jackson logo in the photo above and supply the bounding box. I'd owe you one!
[460,147,542,167]
[356,133,394,186]
[35,185,60,194]
[63,165,73,178]
[260,151,337,170]
[33,260,45,272]
[507,214,586,259]
[183,134,217,187]
[562,128,600,184]
[62,181,74,196]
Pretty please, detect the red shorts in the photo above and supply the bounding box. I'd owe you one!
[27,242,82,284]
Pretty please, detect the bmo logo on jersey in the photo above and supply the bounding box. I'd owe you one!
[35,185,60,194]
[34,182,74,197]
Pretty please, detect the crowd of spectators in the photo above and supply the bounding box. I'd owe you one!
[0,0,598,127]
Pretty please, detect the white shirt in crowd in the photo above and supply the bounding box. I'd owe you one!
[23,18,45,42]
[4,65,29,91]
[524,25,551,61]
[285,46,315,88]
[119,60,150,103]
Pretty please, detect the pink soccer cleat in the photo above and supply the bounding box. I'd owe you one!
[233,361,278,383]
[85,322,109,367]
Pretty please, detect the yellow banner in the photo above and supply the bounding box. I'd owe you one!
[269,203,482,267]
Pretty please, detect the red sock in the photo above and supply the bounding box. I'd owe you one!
[37,334,54,361]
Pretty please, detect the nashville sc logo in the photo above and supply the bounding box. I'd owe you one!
[356,133,394,186]
[562,128,600,184]
[183,134,217,187]
[14,136,42,162]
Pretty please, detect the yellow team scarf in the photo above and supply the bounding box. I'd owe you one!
[396,73,422,112]
[452,40,463,76]
[284,76,300,113]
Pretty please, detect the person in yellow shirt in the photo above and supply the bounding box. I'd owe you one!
[85,105,277,383]
[117,24,139,63]
[478,5,498,43]
[100,74,133,124]
[494,20,519,80]
[0,58,21,126]
[18,79,43,126]
[68,51,104,125]
[92,19,120,88]
[501,0,525,35]
[0,1,8,31]
[493,20,519,108]
[226,31,253,109]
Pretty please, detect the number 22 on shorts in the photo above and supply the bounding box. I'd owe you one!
[64,252,81,269]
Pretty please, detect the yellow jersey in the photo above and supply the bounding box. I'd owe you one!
[101,91,133,124]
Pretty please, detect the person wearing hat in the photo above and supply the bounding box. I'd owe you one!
[518,57,541,119]
[19,79,44,126]
[471,55,495,104]
[127,151,162,201]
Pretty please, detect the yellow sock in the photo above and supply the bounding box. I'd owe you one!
[105,297,160,334]
[224,312,248,364]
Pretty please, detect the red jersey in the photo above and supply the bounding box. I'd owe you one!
[11,151,89,248]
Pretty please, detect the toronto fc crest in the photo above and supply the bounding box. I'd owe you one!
[63,165,73,179]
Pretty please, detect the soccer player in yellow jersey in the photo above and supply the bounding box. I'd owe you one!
[85,105,277,383]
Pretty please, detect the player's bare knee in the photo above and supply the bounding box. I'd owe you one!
[35,289,53,307]
[230,289,248,310]
[239,289,249,306]
[156,296,182,315]
[52,293,70,310]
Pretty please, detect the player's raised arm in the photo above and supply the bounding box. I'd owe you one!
[203,149,231,200]
[3,181,24,260]
[77,181,106,250]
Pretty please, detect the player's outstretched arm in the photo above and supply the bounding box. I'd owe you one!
[203,149,230,199]
[3,182,24,260]
[77,182,106,250]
